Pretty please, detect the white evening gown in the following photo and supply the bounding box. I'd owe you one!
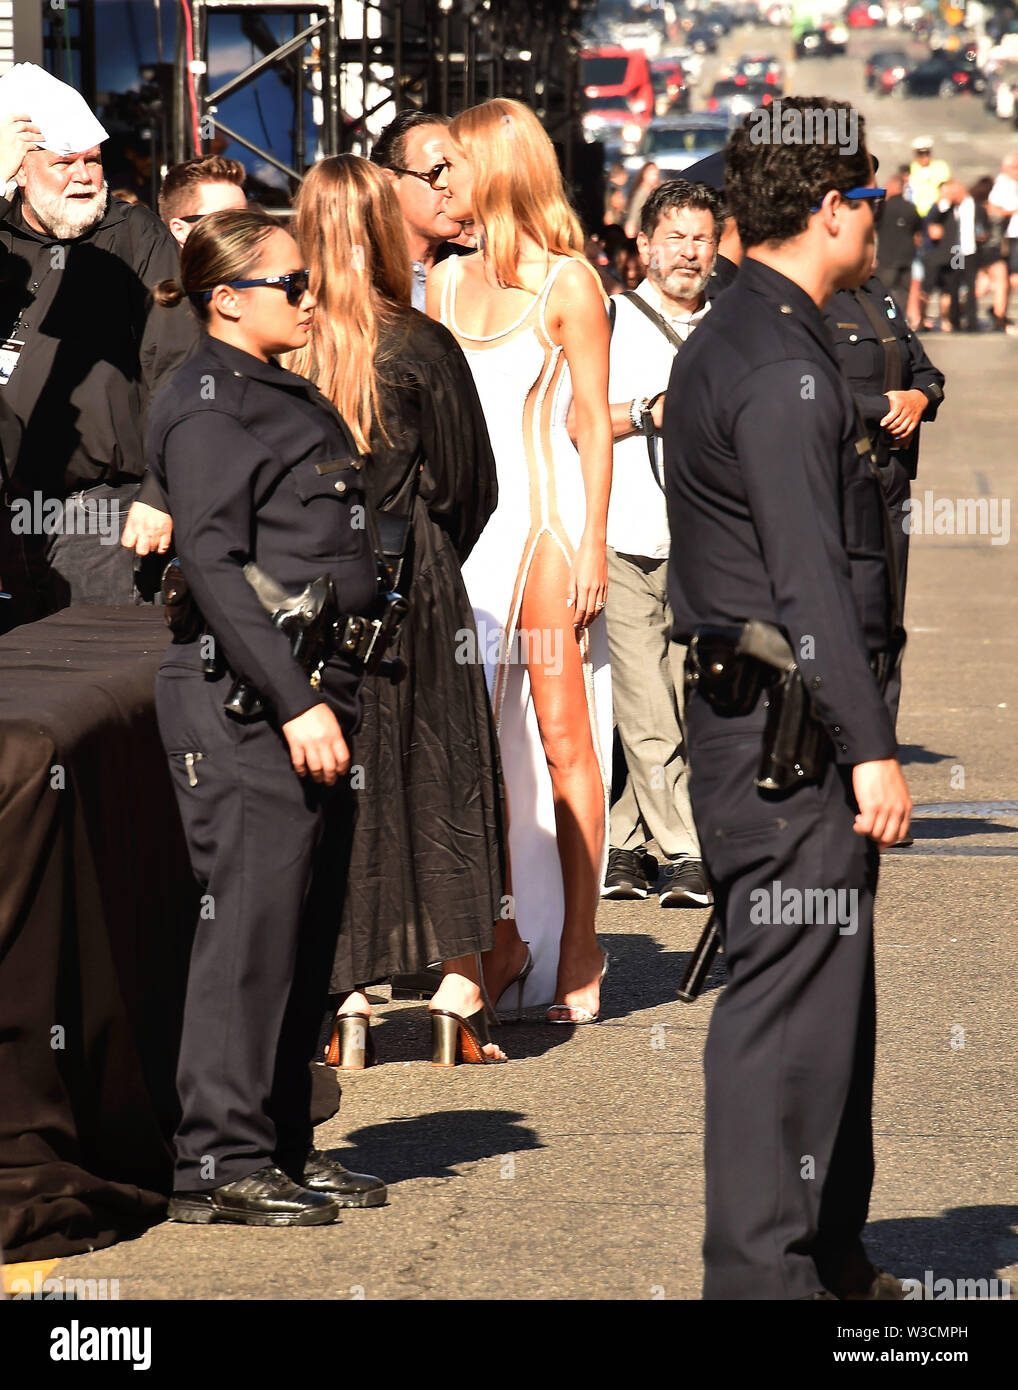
[440,255,612,1007]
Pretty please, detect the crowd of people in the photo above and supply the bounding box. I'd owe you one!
[587,138,1018,337]
[0,63,947,1297]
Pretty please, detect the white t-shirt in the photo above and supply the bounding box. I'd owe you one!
[989,172,1018,239]
[605,279,711,560]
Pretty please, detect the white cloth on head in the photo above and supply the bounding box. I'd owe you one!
[0,63,108,156]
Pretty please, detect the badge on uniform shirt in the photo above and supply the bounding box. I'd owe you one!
[0,337,24,387]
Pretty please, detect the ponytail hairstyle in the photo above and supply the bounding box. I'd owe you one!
[285,154,413,453]
[448,98,586,291]
[152,208,281,321]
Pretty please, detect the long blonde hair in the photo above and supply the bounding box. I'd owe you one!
[286,155,413,452]
[448,98,586,290]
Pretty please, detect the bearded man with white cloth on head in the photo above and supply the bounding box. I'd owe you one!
[0,64,194,632]
[569,178,722,906]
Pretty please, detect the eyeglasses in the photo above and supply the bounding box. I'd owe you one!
[389,161,451,188]
[179,214,207,224]
[203,270,310,305]
[810,186,887,215]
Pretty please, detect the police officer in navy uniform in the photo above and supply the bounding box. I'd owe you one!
[147,210,386,1225]
[663,98,912,1299]
[824,275,945,723]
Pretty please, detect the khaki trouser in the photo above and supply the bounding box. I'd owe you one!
[605,547,699,861]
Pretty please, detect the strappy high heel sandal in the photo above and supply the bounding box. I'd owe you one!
[325,1013,376,1070]
[430,1006,507,1066]
[490,943,535,1024]
[545,948,609,1025]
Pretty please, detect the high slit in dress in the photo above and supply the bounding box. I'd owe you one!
[440,254,612,1007]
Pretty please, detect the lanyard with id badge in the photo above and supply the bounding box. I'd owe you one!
[0,337,24,387]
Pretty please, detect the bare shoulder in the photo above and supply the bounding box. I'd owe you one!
[545,256,609,335]
[548,256,607,311]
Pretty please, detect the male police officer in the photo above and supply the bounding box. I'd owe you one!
[824,274,945,728]
[664,97,912,1300]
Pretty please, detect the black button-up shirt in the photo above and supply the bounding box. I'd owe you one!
[663,258,897,766]
[147,335,378,733]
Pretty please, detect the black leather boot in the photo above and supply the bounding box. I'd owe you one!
[281,1148,387,1208]
[168,1164,341,1226]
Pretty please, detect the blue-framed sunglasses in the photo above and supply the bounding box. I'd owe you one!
[810,187,886,214]
[204,269,310,305]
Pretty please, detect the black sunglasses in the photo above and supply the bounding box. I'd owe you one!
[203,270,310,305]
[178,214,207,224]
[389,161,451,188]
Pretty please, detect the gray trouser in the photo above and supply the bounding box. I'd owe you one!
[605,547,699,860]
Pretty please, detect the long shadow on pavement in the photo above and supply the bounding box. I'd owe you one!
[865,1205,1018,1295]
[339,1108,543,1184]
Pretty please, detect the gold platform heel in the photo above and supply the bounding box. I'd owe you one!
[430,1007,505,1066]
[325,1013,376,1070]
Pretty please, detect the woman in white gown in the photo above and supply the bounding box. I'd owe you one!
[427,99,613,1024]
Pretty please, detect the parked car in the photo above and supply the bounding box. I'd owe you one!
[900,52,987,97]
[847,3,884,27]
[650,57,690,114]
[622,114,733,176]
[732,52,784,88]
[795,26,848,58]
[686,25,719,54]
[706,77,774,115]
[865,48,910,90]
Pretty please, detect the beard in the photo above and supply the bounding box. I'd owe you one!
[24,178,108,240]
[656,262,713,303]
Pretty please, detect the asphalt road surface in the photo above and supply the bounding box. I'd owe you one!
[18,320,1015,1302]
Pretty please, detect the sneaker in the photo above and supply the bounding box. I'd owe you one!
[601,847,658,900]
[659,858,713,908]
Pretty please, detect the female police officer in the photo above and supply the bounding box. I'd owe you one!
[148,209,386,1225]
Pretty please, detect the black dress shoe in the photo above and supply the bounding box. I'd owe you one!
[283,1148,387,1208]
[390,963,442,1000]
[167,1164,341,1227]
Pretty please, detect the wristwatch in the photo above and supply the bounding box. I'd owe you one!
[629,396,650,432]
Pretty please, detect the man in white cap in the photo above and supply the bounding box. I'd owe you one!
[0,67,192,631]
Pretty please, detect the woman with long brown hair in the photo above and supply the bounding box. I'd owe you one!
[288,154,529,1064]
[427,99,614,1024]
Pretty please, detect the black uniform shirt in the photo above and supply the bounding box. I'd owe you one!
[664,258,897,767]
[0,192,197,495]
[147,335,378,733]
[824,275,945,479]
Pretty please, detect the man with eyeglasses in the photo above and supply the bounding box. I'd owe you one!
[664,96,911,1300]
[576,180,721,910]
[0,70,194,631]
[370,111,463,311]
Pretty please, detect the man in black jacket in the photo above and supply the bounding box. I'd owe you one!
[664,97,912,1300]
[0,99,194,631]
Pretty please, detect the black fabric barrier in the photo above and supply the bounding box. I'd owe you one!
[0,606,197,1261]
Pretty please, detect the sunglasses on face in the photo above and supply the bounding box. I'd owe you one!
[389,161,451,188]
[810,186,886,215]
[203,270,310,305]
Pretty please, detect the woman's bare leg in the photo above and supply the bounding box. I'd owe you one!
[518,534,606,1018]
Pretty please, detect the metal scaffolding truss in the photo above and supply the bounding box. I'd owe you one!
[177,1,595,187]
